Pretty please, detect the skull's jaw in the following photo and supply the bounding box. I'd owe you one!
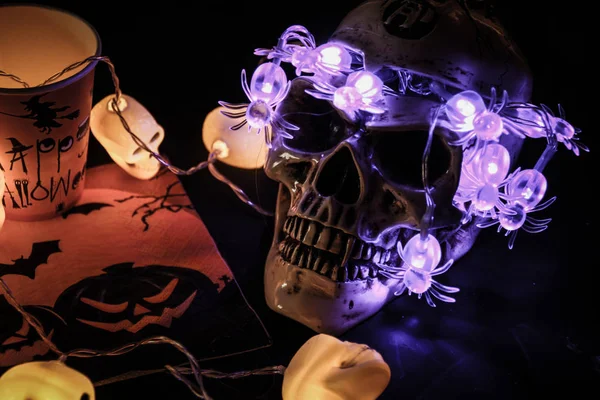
[264,225,480,336]
[264,185,402,335]
[264,186,482,336]
[264,249,399,336]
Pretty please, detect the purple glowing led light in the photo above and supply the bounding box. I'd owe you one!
[454,144,516,220]
[506,169,547,210]
[219,62,297,145]
[386,234,458,307]
[445,90,486,131]
[291,42,353,76]
[307,70,385,120]
[444,89,509,150]
[476,143,512,186]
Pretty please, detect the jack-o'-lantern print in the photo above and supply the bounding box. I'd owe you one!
[0,296,65,368]
[0,164,268,380]
[53,263,221,350]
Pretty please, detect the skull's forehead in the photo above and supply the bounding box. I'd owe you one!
[370,95,444,129]
[330,0,532,104]
[278,77,452,141]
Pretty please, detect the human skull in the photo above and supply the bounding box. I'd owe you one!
[263,0,533,335]
[90,95,164,180]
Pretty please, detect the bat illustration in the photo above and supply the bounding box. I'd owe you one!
[62,202,113,219]
[0,240,61,279]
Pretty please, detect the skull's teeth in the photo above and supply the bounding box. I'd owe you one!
[351,242,363,259]
[280,216,388,282]
[284,216,366,257]
[314,228,331,252]
[349,265,359,280]
[303,222,320,246]
[373,249,382,264]
[363,245,373,260]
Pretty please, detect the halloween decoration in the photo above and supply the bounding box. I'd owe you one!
[0,163,272,384]
[53,263,220,350]
[0,4,99,221]
[0,240,61,279]
[0,360,95,400]
[90,94,164,180]
[282,334,390,400]
[114,181,194,231]
[2,1,583,337]
[214,0,586,335]
[218,62,297,147]
[202,106,268,169]
[61,202,113,219]
[0,2,587,398]
[0,296,65,368]
[1,280,391,400]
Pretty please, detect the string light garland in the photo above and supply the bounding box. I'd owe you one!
[0,69,30,88]
[0,23,588,308]
[0,15,588,399]
[2,55,273,216]
[0,277,286,400]
[0,276,390,400]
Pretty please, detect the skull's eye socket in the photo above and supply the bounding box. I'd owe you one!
[81,393,90,400]
[282,108,348,153]
[373,130,451,188]
[277,79,352,152]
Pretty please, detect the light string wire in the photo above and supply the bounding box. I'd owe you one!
[2,54,283,397]
[420,106,443,241]
[1,55,273,217]
[2,23,588,310]
[534,108,559,173]
[0,69,31,88]
[0,277,285,399]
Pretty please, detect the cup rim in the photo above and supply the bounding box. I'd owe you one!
[0,3,102,95]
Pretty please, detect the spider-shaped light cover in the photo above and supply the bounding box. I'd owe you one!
[219,25,587,308]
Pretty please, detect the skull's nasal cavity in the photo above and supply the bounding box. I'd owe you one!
[316,147,361,204]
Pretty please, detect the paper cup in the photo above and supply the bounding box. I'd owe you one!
[0,5,101,221]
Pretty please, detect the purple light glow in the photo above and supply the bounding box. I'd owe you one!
[445,90,486,131]
[220,23,587,308]
[476,144,511,186]
[310,70,386,119]
[381,234,458,307]
[290,43,353,77]
[506,169,547,211]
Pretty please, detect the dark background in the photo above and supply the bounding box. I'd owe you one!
[2,0,597,398]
